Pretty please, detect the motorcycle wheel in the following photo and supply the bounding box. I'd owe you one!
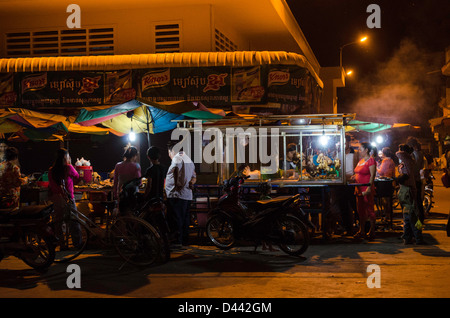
[206,214,235,250]
[20,230,55,272]
[423,192,432,216]
[50,218,89,263]
[275,215,309,256]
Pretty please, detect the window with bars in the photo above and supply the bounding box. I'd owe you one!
[5,27,115,57]
[215,29,237,52]
[154,23,181,53]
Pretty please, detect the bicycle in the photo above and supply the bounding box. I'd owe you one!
[49,184,162,268]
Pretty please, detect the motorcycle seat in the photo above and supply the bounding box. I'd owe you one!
[256,196,293,206]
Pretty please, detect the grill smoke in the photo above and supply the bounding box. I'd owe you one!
[348,39,443,126]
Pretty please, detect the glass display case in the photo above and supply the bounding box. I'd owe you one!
[174,114,354,186]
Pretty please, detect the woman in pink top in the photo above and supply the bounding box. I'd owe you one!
[113,146,141,199]
[49,149,79,200]
[48,148,82,248]
[353,142,376,240]
[377,147,396,178]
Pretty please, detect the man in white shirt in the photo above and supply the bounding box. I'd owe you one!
[165,140,197,246]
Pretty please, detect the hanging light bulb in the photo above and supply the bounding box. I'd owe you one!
[129,127,136,142]
[128,111,136,142]
[319,135,329,146]
[319,118,329,146]
[376,135,383,144]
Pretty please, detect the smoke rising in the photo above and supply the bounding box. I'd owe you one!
[349,39,443,126]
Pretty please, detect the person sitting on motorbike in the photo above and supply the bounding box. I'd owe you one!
[0,147,28,209]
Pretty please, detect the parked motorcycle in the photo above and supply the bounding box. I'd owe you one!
[206,173,310,256]
[0,198,56,272]
[423,171,434,216]
[119,178,171,263]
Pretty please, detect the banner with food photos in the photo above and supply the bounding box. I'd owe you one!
[19,71,104,108]
[135,66,233,106]
[0,73,18,107]
[0,65,321,112]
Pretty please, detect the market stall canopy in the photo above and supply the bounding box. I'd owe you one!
[346,119,421,135]
[390,123,421,131]
[346,120,392,133]
[5,108,70,132]
[0,108,124,141]
[68,123,125,136]
[0,111,22,133]
[75,99,225,135]
[143,99,226,119]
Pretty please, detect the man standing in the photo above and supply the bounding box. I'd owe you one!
[406,136,425,223]
[144,146,167,200]
[165,140,196,247]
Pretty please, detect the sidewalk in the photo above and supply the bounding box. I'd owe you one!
[0,174,449,298]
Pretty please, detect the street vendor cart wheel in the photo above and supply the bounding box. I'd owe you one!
[206,214,235,249]
[20,229,56,272]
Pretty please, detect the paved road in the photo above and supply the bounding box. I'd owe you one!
[1,173,449,300]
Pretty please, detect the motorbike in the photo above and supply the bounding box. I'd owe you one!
[423,170,434,216]
[119,177,171,263]
[206,173,310,256]
[0,197,56,272]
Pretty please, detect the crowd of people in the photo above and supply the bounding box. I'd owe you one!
[109,141,197,248]
[343,136,430,244]
[0,138,197,249]
[0,133,445,248]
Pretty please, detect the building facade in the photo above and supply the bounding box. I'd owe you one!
[0,0,345,115]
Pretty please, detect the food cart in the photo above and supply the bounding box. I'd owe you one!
[176,113,356,235]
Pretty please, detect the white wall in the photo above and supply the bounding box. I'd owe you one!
[0,4,222,56]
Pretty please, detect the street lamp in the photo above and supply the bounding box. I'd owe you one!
[339,36,368,70]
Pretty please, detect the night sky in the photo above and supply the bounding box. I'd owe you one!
[287,0,450,127]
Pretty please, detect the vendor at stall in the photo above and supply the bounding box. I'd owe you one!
[0,147,28,209]
[279,143,300,170]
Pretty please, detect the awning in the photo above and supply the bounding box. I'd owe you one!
[0,108,70,132]
[0,107,123,141]
[74,99,225,136]
[346,120,392,133]
[0,51,323,88]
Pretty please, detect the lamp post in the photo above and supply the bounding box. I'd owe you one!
[339,36,368,70]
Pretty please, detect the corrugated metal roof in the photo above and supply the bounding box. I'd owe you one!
[0,51,323,87]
